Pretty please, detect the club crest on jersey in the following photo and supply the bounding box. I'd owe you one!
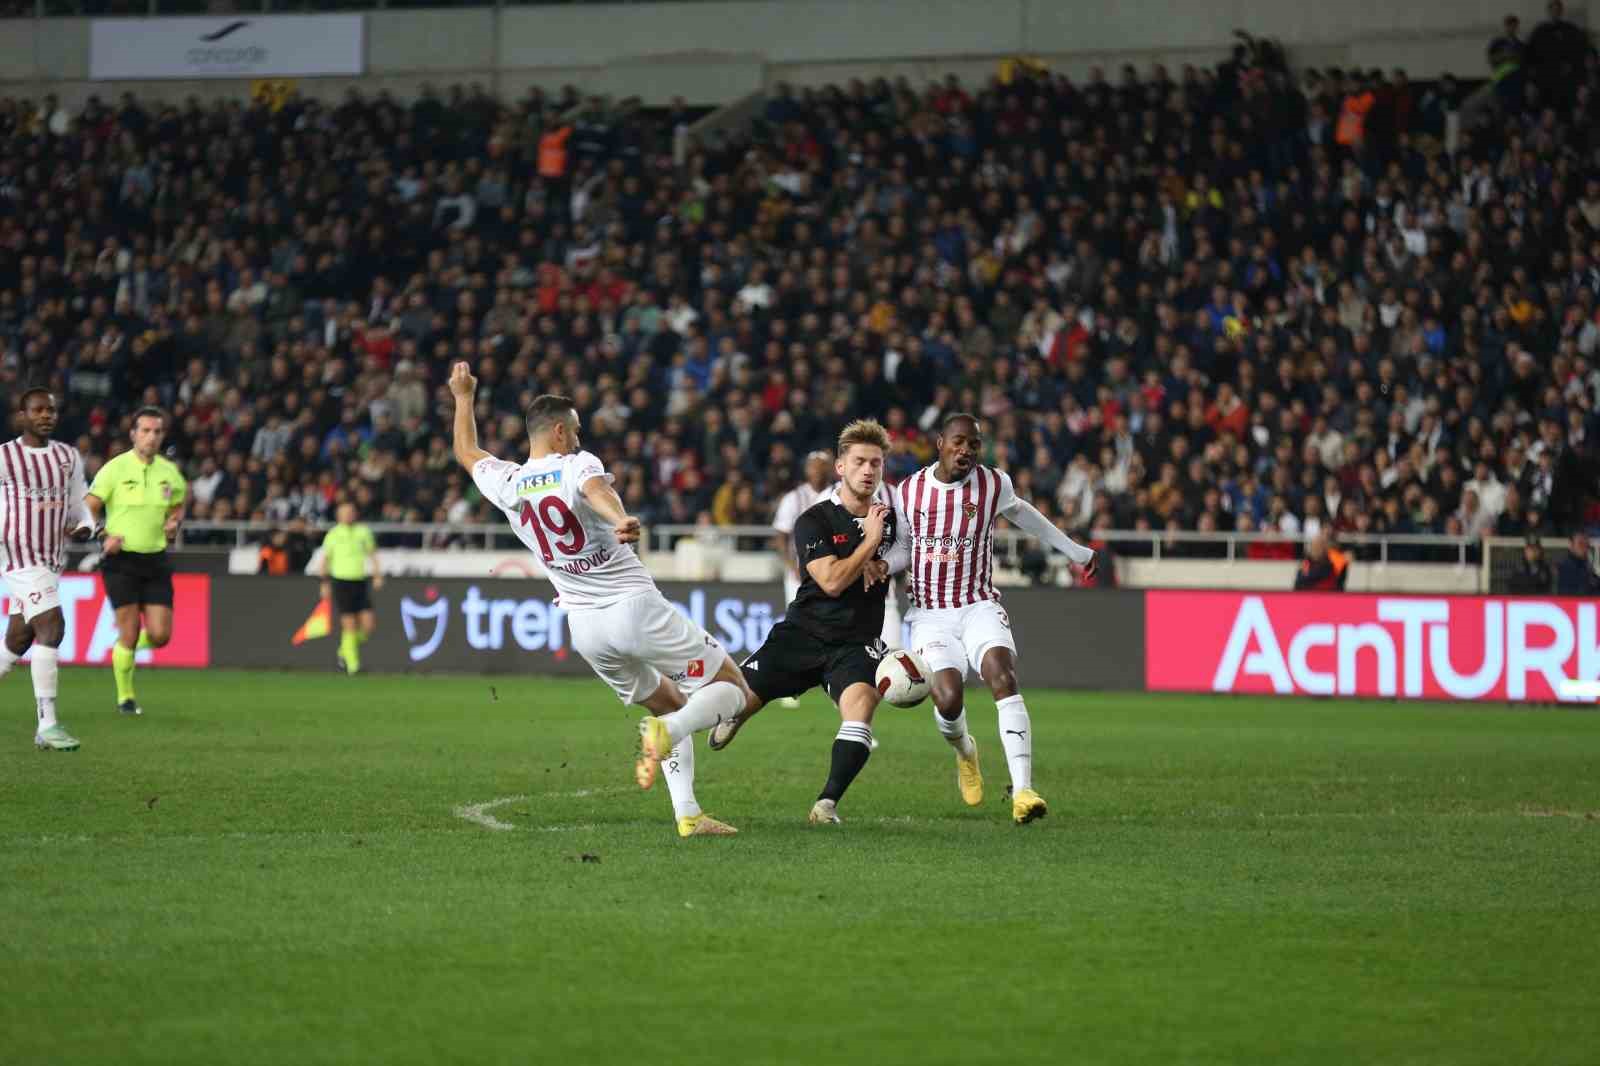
[160,482,173,500]
[516,470,562,497]
[963,502,979,520]
[686,659,704,679]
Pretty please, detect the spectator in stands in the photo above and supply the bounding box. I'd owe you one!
[258,519,315,577]
[1294,533,1350,591]
[1509,534,1555,594]
[3,55,1598,569]
[1555,532,1600,594]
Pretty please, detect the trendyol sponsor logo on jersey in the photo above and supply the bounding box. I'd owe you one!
[1147,591,1600,702]
[396,587,778,661]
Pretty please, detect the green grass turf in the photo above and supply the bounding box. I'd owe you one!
[2,668,1597,1066]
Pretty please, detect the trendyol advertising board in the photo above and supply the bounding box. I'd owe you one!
[1,574,210,667]
[1147,591,1600,702]
[210,578,1143,685]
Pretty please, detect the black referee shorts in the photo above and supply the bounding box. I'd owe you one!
[331,578,372,614]
[101,550,174,609]
[740,620,885,706]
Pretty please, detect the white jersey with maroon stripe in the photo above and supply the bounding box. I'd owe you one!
[895,463,1017,610]
[0,439,91,575]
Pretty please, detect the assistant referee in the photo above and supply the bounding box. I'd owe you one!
[320,502,382,674]
[86,406,187,717]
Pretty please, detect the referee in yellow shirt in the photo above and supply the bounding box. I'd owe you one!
[85,407,187,716]
[320,502,383,674]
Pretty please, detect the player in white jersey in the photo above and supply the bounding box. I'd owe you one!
[0,389,97,751]
[770,451,831,708]
[449,364,755,838]
[888,413,1097,824]
[773,451,832,609]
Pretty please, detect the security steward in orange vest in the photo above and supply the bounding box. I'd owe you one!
[1295,532,1350,591]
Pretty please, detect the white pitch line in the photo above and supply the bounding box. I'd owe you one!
[453,794,527,832]
[452,787,630,831]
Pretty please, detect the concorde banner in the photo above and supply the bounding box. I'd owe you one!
[90,16,364,80]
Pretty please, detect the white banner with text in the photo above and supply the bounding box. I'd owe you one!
[90,16,364,80]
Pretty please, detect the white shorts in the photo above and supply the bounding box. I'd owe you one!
[568,590,731,705]
[2,566,61,623]
[906,599,1016,679]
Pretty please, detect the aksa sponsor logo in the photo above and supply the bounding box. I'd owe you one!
[516,470,562,497]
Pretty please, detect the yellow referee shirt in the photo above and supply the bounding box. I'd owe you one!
[322,523,377,581]
[89,451,188,554]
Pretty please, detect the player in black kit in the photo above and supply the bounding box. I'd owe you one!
[707,419,903,824]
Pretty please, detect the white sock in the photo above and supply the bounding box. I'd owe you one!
[661,734,702,820]
[934,706,976,758]
[31,646,59,732]
[0,644,18,681]
[664,680,745,744]
[997,694,1032,792]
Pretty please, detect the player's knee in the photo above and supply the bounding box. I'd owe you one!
[31,612,65,647]
[986,667,1018,700]
[146,628,172,648]
[931,683,963,718]
[6,628,35,656]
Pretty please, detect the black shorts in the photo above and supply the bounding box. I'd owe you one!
[332,578,372,614]
[101,550,174,609]
[741,620,886,705]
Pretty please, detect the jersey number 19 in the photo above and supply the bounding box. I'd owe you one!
[519,497,587,561]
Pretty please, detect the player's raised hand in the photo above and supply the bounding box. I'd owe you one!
[862,502,889,545]
[1076,551,1098,582]
[614,515,642,544]
[863,558,889,589]
[448,361,477,399]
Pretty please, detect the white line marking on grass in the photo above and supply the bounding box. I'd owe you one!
[452,788,630,831]
[453,794,527,832]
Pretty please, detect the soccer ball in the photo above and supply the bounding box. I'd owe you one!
[875,650,932,708]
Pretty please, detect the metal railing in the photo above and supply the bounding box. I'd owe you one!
[170,519,1490,565]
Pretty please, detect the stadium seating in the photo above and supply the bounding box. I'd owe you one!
[2,46,1599,553]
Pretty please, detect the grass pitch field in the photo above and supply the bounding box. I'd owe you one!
[3,669,1597,1066]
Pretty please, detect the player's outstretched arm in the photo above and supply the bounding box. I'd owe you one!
[1002,496,1097,575]
[448,361,492,470]
[579,477,641,544]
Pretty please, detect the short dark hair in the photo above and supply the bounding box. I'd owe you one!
[18,386,53,409]
[132,405,168,428]
[940,412,981,436]
[525,394,577,437]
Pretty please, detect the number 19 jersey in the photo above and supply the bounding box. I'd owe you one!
[472,450,655,610]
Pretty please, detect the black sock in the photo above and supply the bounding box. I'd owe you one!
[819,723,873,802]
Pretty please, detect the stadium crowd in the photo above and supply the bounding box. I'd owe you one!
[3,19,1600,561]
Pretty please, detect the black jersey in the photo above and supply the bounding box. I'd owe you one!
[786,491,898,645]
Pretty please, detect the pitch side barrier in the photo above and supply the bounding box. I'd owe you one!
[1147,590,1600,703]
[206,578,1145,688]
[201,581,1600,702]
